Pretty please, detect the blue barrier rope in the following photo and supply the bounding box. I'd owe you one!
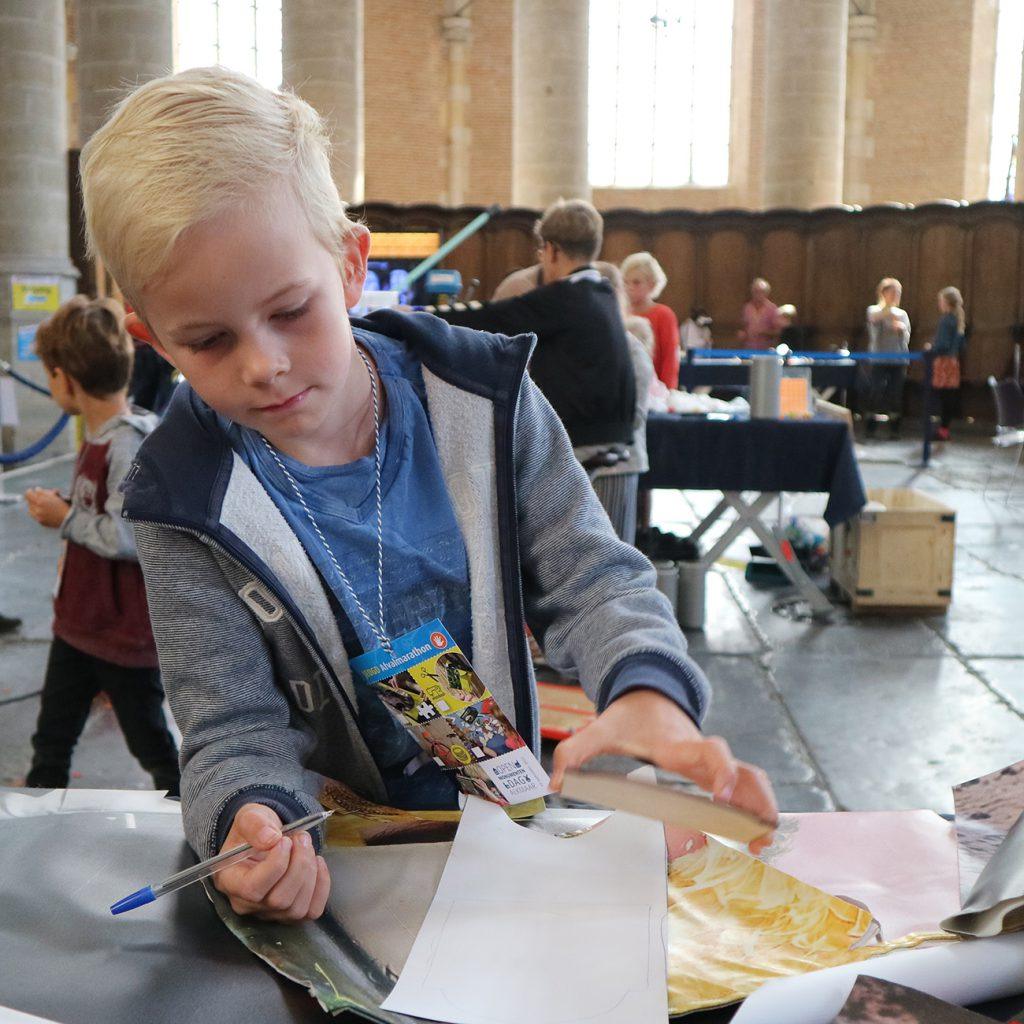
[0,413,70,465]
[0,362,69,466]
[688,348,924,362]
[0,361,52,396]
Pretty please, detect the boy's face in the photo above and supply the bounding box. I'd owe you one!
[139,185,370,463]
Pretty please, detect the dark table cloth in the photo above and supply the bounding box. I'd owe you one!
[641,414,867,527]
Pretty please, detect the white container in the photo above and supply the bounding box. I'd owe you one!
[676,560,707,630]
[750,354,783,418]
[654,561,679,617]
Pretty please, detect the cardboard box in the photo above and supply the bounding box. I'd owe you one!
[831,488,955,611]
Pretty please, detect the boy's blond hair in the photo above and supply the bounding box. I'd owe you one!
[35,295,134,397]
[80,67,358,309]
[620,252,668,299]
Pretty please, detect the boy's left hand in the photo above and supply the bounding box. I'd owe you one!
[24,488,71,528]
[550,689,778,854]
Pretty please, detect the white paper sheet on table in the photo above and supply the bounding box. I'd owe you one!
[731,932,1024,1024]
[382,788,668,1024]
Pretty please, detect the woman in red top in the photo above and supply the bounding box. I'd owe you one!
[621,252,679,390]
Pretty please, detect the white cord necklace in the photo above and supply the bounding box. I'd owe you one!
[260,345,392,652]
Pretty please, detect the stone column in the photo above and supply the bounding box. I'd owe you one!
[1014,42,1024,201]
[76,0,173,144]
[442,2,471,207]
[282,0,364,204]
[763,0,848,209]
[844,7,877,207]
[0,0,77,462]
[513,0,590,209]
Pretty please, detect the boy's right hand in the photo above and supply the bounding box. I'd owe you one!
[212,803,331,922]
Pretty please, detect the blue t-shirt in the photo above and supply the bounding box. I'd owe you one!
[228,330,467,808]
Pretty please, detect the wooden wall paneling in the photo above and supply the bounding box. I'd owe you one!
[445,223,486,299]
[599,224,650,270]
[805,218,864,349]
[482,223,535,297]
[338,201,1024,383]
[759,225,806,318]
[914,220,967,345]
[484,209,539,297]
[967,210,1020,380]
[693,228,709,315]
[649,225,698,321]
[861,215,918,320]
[703,224,757,338]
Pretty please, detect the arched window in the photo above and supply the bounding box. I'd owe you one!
[988,0,1024,200]
[174,0,282,90]
[589,0,734,189]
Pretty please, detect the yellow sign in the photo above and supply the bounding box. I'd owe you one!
[369,233,440,259]
[12,277,61,313]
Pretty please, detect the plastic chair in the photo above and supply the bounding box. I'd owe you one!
[984,375,1024,506]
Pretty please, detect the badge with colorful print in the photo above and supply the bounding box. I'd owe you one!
[351,619,550,806]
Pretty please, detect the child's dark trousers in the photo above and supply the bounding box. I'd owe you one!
[26,637,180,795]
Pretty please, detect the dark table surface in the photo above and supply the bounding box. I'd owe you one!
[641,414,867,527]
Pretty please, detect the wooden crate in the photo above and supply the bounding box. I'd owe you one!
[831,488,956,611]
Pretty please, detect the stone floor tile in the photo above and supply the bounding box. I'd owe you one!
[971,659,1024,716]
[0,640,48,701]
[771,652,1024,813]
[0,693,154,790]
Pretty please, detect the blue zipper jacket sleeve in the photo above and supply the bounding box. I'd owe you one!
[512,375,710,725]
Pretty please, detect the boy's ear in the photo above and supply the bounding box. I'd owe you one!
[125,306,177,369]
[341,225,372,310]
[124,309,155,345]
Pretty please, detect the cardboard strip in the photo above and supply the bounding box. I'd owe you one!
[561,770,774,844]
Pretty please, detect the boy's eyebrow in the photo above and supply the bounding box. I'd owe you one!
[170,280,313,337]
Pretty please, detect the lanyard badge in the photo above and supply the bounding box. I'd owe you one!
[351,620,550,806]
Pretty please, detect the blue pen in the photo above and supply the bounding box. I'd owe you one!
[110,809,334,915]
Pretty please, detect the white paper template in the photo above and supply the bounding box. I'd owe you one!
[382,790,668,1024]
[731,932,1024,1024]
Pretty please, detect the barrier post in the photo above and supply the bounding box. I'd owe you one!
[920,349,935,468]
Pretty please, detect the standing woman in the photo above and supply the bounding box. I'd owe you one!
[865,277,912,438]
[622,252,680,390]
[928,287,967,441]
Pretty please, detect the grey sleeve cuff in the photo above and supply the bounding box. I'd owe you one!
[210,784,325,857]
[597,652,709,727]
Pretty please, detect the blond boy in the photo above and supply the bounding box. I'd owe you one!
[81,68,775,923]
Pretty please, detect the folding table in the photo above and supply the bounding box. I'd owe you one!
[641,414,867,621]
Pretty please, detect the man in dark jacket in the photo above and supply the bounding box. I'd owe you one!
[434,199,636,450]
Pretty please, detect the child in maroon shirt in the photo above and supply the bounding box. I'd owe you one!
[23,296,179,794]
